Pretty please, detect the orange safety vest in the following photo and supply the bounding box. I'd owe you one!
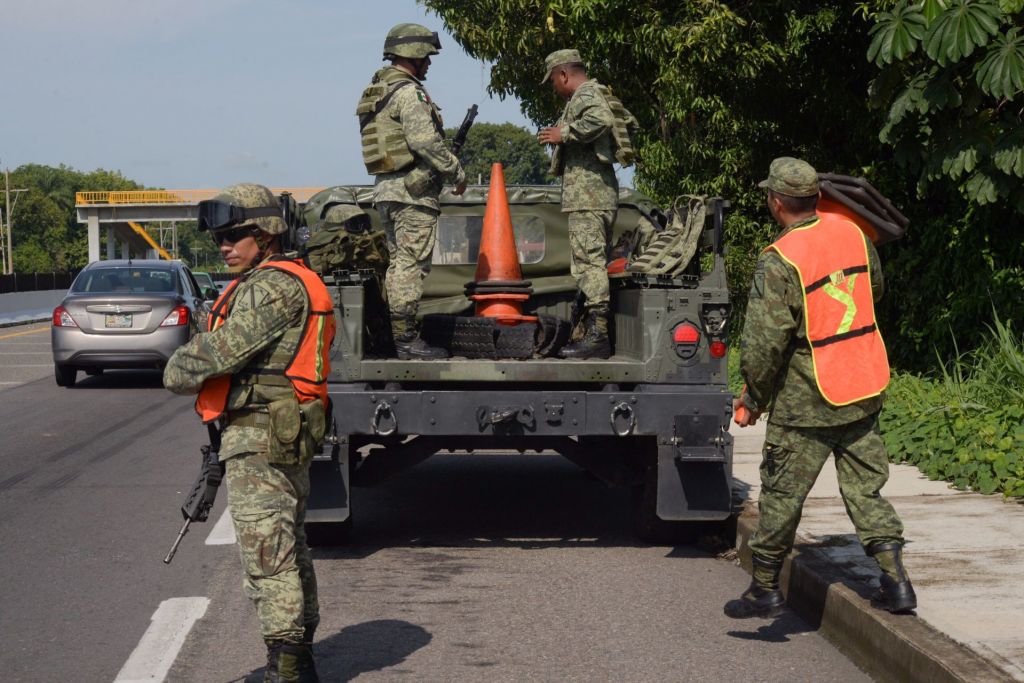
[195,258,335,423]
[767,216,890,406]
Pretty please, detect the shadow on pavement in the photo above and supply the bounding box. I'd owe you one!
[310,453,730,558]
[239,619,432,682]
[65,369,165,390]
[725,611,817,643]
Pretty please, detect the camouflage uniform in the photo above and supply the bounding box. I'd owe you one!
[369,66,465,319]
[727,158,913,620]
[551,78,618,309]
[165,252,319,647]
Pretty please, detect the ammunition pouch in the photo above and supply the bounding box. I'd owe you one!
[265,397,325,466]
[403,165,442,198]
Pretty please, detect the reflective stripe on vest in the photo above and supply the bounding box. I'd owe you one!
[194,260,336,423]
[767,216,890,406]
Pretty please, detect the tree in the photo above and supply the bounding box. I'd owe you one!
[864,0,1024,211]
[447,122,552,184]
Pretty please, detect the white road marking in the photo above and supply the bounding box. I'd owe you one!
[114,597,209,683]
[205,507,236,545]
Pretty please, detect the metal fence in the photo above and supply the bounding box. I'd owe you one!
[0,272,79,295]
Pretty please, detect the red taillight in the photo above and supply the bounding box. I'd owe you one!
[673,323,700,344]
[160,305,190,327]
[53,305,77,328]
[709,340,727,358]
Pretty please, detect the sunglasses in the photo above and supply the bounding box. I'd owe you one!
[211,225,260,246]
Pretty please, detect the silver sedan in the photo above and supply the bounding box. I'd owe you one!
[51,259,213,386]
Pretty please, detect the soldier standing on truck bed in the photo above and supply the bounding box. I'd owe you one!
[164,183,334,682]
[537,48,636,360]
[726,158,916,619]
[356,22,467,360]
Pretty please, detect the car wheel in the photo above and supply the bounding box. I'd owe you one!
[84,368,104,376]
[55,364,77,387]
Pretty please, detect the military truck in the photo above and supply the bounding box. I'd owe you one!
[303,184,735,543]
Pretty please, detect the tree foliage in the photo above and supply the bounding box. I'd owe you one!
[865,0,1024,211]
[447,122,552,184]
[422,0,889,338]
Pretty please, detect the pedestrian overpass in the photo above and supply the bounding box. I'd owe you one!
[74,188,324,263]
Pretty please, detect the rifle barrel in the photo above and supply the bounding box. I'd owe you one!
[163,519,191,564]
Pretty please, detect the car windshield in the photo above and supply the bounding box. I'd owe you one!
[193,273,215,289]
[71,267,178,294]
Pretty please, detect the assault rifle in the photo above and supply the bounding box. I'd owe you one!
[450,103,478,157]
[163,424,224,564]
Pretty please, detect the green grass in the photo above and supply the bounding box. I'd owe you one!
[880,314,1024,498]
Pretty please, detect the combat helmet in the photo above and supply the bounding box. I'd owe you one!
[208,183,287,235]
[383,23,441,60]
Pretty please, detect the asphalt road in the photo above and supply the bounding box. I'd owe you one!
[0,323,872,682]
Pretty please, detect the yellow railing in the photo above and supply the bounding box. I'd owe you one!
[76,187,327,205]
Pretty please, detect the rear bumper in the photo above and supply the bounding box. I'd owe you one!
[51,325,189,367]
[329,383,732,448]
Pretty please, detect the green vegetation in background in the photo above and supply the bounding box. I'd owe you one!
[422,0,1024,372]
[0,164,224,273]
[881,314,1024,498]
[447,122,553,185]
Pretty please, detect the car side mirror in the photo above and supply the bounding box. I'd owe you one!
[204,287,219,301]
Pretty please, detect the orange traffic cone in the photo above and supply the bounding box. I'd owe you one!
[467,163,537,325]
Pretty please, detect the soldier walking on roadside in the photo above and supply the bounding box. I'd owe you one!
[164,183,334,682]
[356,23,467,359]
[538,49,636,360]
[726,158,916,619]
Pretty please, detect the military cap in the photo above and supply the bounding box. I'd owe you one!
[758,157,819,197]
[541,49,585,84]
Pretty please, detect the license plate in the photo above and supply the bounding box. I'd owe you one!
[105,313,132,328]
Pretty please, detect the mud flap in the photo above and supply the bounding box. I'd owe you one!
[655,444,732,521]
[305,434,351,544]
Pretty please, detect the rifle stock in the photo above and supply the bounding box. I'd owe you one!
[163,424,224,564]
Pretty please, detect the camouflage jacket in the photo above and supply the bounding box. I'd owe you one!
[371,67,465,211]
[163,258,308,459]
[740,215,885,427]
[553,79,618,212]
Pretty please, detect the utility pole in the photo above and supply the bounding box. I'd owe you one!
[2,167,28,275]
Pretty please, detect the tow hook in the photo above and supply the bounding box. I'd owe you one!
[372,401,398,436]
[476,405,536,430]
[610,402,636,436]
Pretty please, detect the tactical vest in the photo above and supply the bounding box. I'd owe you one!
[767,216,890,406]
[550,80,637,176]
[195,258,336,423]
[356,68,443,175]
[594,83,637,167]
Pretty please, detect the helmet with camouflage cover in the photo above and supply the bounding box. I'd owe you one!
[383,23,441,60]
[211,183,287,235]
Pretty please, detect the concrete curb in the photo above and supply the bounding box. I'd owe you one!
[0,316,49,329]
[735,506,1014,683]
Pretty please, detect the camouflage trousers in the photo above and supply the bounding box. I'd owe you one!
[376,201,439,317]
[567,210,616,308]
[225,450,319,644]
[748,414,905,564]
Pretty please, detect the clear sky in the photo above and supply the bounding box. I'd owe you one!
[0,0,538,189]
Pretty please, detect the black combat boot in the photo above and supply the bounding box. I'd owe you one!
[264,641,320,683]
[558,305,611,359]
[392,314,448,360]
[724,555,786,619]
[867,542,917,613]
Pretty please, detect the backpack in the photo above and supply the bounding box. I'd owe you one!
[626,195,706,276]
[301,223,389,284]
